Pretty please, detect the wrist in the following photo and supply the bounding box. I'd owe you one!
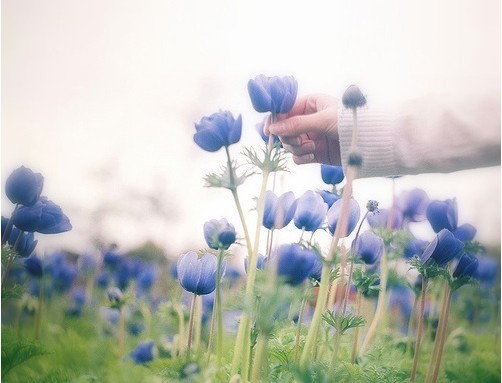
[337,104,396,178]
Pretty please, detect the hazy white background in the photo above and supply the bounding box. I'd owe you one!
[2,0,500,261]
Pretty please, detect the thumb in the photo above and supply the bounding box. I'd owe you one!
[268,109,336,137]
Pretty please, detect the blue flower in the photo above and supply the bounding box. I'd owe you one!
[353,231,384,265]
[24,255,43,278]
[193,111,242,152]
[107,287,123,305]
[453,253,479,279]
[426,199,476,241]
[327,198,360,236]
[1,216,8,238]
[274,244,316,286]
[177,251,221,295]
[367,208,403,230]
[309,253,324,281]
[294,191,328,232]
[397,188,429,222]
[473,255,498,286]
[320,164,344,185]
[130,341,154,364]
[137,265,156,292]
[426,199,458,233]
[12,197,72,234]
[5,166,44,207]
[421,229,464,266]
[8,227,37,257]
[248,75,298,114]
[256,118,281,146]
[103,248,123,271]
[203,218,237,250]
[244,254,267,273]
[317,190,340,208]
[403,237,428,259]
[263,191,297,230]
[452,223,477,242]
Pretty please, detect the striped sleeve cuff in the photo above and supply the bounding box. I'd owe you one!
[338,105,398,178]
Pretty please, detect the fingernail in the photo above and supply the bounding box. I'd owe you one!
[270,123,285,134]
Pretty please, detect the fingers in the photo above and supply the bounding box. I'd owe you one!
[282,140,316,157]
[269,107,336,138]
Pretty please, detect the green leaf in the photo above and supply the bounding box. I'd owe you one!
[1,327,47,379]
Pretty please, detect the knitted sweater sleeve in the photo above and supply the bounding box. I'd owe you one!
[337,91,501,178]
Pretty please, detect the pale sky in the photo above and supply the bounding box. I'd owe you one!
[2,0,500,260]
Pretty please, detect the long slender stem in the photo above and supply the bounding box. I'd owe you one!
[176,304,186,357]
[118,305,125,358]
[300,167,354,366]
[430,288,452,383]
[251,332,268,382]
[409,277,428,383]
[424,282,450,383]
[187,293,197,353]
[34,275,45,340]
[294,295,308,362]
[358,247,389,357]
[406,294,419,356]
[351,291,363,363]
[207,294,217,362]
[231,169,270,377]
[215,248,225,366]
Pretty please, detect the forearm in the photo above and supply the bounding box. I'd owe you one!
[338,92,501,177]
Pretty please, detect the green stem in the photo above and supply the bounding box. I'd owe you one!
[294,296,308,362]
[216,248,225,366]
[207,294,217,362]
[406,294,419,357]
[187,293,197,353]
[118,305,125,358]
[424,283,450,383]
[300,167,355,366]
[351,291,363,363]
[359,247,389,357]
[231,169,270,377]
[34,275,45,340]
[175,304,186,357]
[430,288,452,383]
[251,332,268,382]
[194,296,202,351]
[409,277,428,383]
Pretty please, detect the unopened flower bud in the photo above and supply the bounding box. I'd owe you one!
[342,85,367,109]
[348,151,363,167]
[366,200,379,213]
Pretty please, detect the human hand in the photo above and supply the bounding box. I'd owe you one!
[265,94,340,165]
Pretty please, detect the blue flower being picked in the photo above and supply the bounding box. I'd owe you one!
[193,110,242,152]
[421,229,464,266]
[177,251,222,295]
[204,218,237,250]
[294,191,328,232]
[12,197,72,234]
[262,191,297,230]
[353,231,384,265]
[5,166,44,207]
[248,75,298,114]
